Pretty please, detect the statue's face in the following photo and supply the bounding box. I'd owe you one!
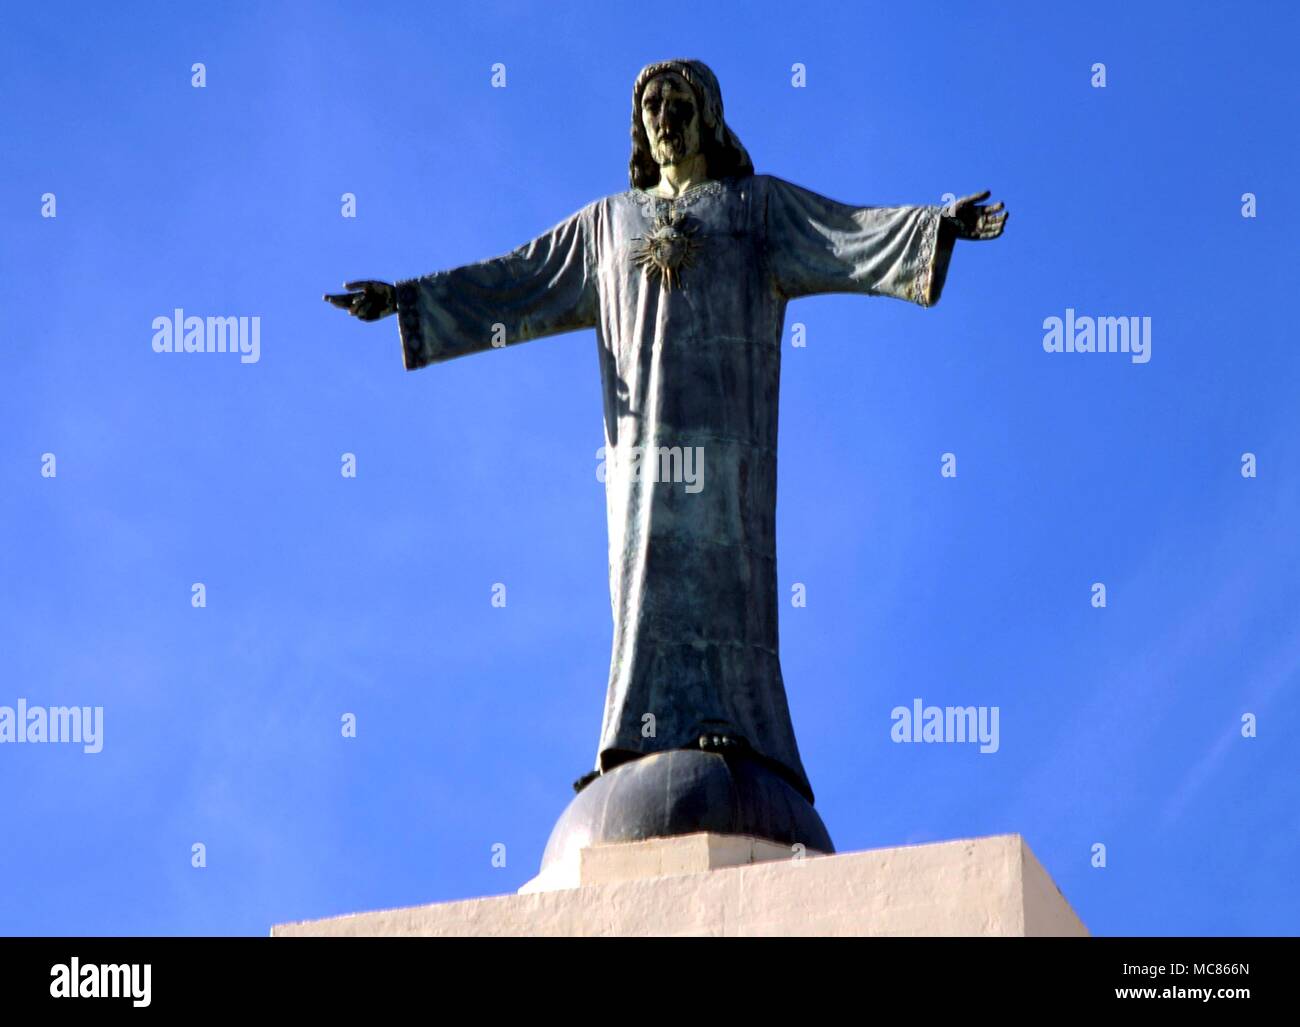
[641,72,701,167]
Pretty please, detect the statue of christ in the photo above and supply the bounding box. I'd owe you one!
[325,59,1007,810]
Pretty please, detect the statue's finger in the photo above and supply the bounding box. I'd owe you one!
[324,293,357,308]
[983,201,1004,214]
[344,280,382,292]
[956,189,991,207]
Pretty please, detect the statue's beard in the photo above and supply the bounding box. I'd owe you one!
[653,134,693,165]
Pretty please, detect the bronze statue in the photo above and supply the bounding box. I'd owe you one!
[326,59,1005,868]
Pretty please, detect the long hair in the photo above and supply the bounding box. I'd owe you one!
[629,59,754,190]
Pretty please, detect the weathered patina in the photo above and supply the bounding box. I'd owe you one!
[325,59,1007,816]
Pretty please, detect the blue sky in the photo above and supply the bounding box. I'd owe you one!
[1,0,1296,936]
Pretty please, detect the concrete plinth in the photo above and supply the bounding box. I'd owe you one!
[271,833,1088,937]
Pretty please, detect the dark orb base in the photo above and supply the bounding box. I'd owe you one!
[539,749,834,879]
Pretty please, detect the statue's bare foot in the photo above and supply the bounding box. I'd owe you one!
[697,734,746,753]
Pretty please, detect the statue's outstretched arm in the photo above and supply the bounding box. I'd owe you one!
[324,203,597,371]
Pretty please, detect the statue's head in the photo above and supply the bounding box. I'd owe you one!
[629,59,753,190]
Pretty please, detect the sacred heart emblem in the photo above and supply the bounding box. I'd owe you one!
[630,208,700,291]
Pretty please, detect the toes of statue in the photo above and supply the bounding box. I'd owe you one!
[697,733,746,752]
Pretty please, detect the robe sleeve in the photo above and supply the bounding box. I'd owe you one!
[393,203,599,370]
[762,175,955,307]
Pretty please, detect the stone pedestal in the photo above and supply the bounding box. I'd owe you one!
[271,833,1088,937]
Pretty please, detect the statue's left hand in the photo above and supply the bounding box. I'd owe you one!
[944,191,1007,241]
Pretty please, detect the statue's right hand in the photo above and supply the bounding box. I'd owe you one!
[323,280,396,322]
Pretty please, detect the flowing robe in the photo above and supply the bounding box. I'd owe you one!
[394,174,953,803]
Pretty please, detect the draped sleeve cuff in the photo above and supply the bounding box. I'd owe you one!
[920,208,961,305]
[394,278,427,371]
[913,206,950,308]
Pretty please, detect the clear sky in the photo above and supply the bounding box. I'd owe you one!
[1,0,1296,936]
